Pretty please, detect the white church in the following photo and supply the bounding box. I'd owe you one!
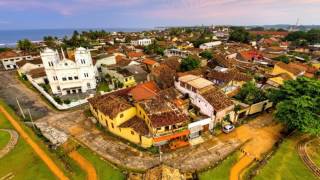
[40,47,97,95]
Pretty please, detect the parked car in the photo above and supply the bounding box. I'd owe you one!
[222,124,235,133]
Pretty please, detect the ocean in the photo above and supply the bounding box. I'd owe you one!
[0,28,148,47]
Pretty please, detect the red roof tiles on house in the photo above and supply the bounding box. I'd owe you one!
[142,58,158,65]
[129,81,160,101]
[127,51,144,58]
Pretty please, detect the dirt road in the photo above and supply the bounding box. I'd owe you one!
[226,113,283,180]
[0,106,69,180]
[69,151,97,180]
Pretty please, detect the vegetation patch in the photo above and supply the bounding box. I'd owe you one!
[253,134,317,180]
[77,147,126,180]
[0,131,11,150]
[198,151,241,180]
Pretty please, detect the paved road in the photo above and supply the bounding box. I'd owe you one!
[0,106,68,180]
[0,71,52,120]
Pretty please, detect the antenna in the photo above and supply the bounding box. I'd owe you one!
[61,48,66,59]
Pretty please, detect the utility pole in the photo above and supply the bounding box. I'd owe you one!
[16,97,25,119]
[28,109,36,130]
[159,145,162,162]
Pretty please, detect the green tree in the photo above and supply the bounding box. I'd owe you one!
[273,55,290,64]
[268,77,320,134]
[17,39,34,51]
[229,27,250,43]
[235,81,266,105]
[199,50,213,60]
[180,56,200,72]
[144,41,164,56]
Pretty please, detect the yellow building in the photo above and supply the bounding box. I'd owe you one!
[88,88,190,148]
[267,62,305,86]
[137,96,189,146]
[88,93,153,148]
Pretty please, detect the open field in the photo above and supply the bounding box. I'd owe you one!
[0,130,10,149]
[198,151,240,180]
[253,134,317,180]
[0,100,87,180]
[0,112,56,180]
[77,147,125,180]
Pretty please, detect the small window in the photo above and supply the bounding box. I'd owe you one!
[131,131,134,135]
[111,123,114,129]
[68,77,72,80]
[57,86,60,90]
[120,114,124,118]
[65,63,68,66]
[87,83,91,88]
[62,77,67,81]
[74,76,78,80]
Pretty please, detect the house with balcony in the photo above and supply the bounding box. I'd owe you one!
[174,75,235,130]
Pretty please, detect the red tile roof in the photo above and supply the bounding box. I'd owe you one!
[200,86,234,111]
[28,67,46,79]
[127,51,144,58]
[142,58,158,65]
[129,81,160,101]
[249,31,289,37]
[0,51,19,59]
[88,94,133,119]
[239,50,263,61]
[119,116,150,136]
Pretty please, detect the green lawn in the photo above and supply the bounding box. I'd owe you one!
[198,151,240,180]
[254,135,317,180]
[0,100,86,180]
[77,147,125,180]
[0,130,10,149]
[306,138,320,168]
[97,82,110,92]
[0,113,56,180]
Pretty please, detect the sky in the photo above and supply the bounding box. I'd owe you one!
[0,0,319,30]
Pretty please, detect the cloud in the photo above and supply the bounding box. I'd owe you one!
[0,0,319,25]
[0,0,143,15]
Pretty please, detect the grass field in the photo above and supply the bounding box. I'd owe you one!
[78,146,126,180]
[0,130,10,149]
[0,113,56,180]
[306,138,320,168]
[254,135,317,180]
[198,151,240,180]
[97,82,110,92]
[0,100,86,180]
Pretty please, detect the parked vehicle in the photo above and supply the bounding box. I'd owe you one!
[222,124,235,133]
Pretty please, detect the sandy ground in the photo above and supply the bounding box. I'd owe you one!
[69,151,97,180]
[225,113,283,180]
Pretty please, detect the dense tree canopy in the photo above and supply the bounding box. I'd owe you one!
[229,27,251,43]
[273,55,291,64]
[199,50,213,60]
[285,29,320,45]
[144,41,164,56]
[180,56,200,72]
[17,39,34,52]
[268,77,320,134]
[43,36,59,49]
[235,81,266,105]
